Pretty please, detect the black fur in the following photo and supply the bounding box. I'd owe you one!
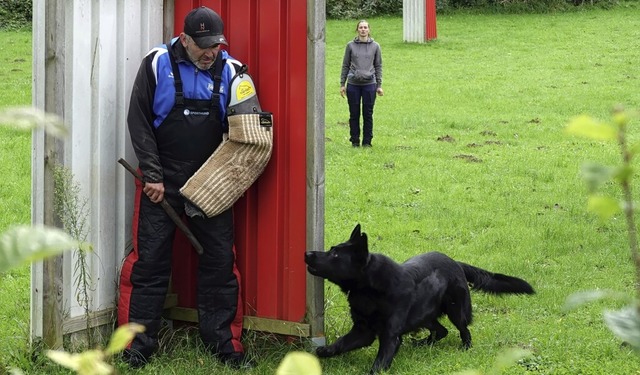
[304,224,534,375]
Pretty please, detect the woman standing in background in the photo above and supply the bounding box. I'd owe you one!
[340,20,384,148]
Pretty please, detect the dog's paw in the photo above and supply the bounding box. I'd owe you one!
[315,346,335,358]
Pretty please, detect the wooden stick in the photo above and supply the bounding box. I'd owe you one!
[118,158,204,255]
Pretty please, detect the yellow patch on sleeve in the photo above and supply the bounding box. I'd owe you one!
[236,80,255,101]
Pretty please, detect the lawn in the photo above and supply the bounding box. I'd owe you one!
[2,3,640,374]
[0,29,34,374]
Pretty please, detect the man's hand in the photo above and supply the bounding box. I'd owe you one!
[340,86,346,98]
[143,182,165,203]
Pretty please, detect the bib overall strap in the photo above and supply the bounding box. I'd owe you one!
[166,44,185,107]
[209,56,225,110]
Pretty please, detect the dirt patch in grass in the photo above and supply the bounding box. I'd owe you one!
[395,145,413,151]
[484,140,502,145]
[437,135,455,142]
[454,154,482,163]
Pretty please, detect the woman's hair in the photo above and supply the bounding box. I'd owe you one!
[355,20,369,32]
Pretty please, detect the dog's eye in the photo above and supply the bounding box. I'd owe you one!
[332,252,339,258]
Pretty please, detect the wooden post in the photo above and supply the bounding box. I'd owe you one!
[307,0,326,345]
[38,0,66,350]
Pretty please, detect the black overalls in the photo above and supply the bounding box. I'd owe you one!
[119,44,244,362]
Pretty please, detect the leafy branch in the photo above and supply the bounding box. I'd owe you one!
[565,105,640,350]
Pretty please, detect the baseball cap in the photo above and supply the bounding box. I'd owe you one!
[183,6,228,48]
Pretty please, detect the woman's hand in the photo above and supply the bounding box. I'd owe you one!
[376,87,384,96]
[340,86,346,98]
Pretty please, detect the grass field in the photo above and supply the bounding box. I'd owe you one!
[0,30,34,375]
[2,3,640,374]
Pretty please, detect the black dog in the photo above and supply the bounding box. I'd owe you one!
[304,224,534,374]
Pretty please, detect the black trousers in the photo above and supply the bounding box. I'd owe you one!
[118,160,243,359]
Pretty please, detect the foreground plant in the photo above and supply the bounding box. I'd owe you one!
[0,225,81,274]
[0,106,130,374]
[565,105,640,350]
[455,348,533,375]
[276,351,322,375]
[0,107,77,274]
[45,323,145,375]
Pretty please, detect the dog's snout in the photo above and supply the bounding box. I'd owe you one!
[304,251,315,262]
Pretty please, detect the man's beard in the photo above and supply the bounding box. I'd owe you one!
[186,48,215,70]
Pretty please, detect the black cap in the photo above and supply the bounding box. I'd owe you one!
[183,6,228,48]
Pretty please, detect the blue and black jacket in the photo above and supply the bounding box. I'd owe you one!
[127,38,245,183]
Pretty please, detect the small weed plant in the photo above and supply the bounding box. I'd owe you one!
[53,164,96,348]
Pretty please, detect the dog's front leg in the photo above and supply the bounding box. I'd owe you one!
[370,332,402,374]
[316,324,376,358]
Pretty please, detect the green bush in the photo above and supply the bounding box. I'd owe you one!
[327,0,402,19]
[326,0,619,18]
[0,0,32,31]
[437,0,619,12]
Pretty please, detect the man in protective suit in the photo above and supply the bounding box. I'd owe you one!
[118,6,254,369]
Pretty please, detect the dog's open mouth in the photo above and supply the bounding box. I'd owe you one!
[306,265,318,275]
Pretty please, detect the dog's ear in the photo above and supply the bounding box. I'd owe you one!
[351,224,368,251]
[350,224,361,240]
[352,230,370,265]
[360,231,368,250]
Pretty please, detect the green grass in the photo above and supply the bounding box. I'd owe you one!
[0,30,33,374]
[321,5,640,374]
[0,30,31,231]
[2,4,640,374]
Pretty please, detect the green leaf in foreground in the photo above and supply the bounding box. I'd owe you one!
[604,305,640,350]
[46,349,111,375]
[491,348,532,373]
[276,351,322,375]
[105,323,145,356]
[566,115,617,141]
[587,195,621,221]
[0,225,80,274]
[0,106,68,139]
[580,163,617,192]
[564,290,631,311]
[454,348,531,375]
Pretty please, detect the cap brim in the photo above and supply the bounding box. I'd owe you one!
[192,35,228,48]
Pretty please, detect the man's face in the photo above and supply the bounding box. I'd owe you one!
[181,33,221,70]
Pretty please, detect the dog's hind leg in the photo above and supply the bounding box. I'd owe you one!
[316,324,376,358]
[456,325,472,349]
[413,320,448,346]
[444,285,473,349]
[370,333,402,375]
[448,312,471,350]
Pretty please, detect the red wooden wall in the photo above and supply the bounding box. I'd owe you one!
[170,0,308,325]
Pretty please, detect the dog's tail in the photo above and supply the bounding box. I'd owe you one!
[458,262,535,295]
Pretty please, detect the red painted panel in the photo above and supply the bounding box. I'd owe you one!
[425,0,437,40]
[170,0,308,325]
